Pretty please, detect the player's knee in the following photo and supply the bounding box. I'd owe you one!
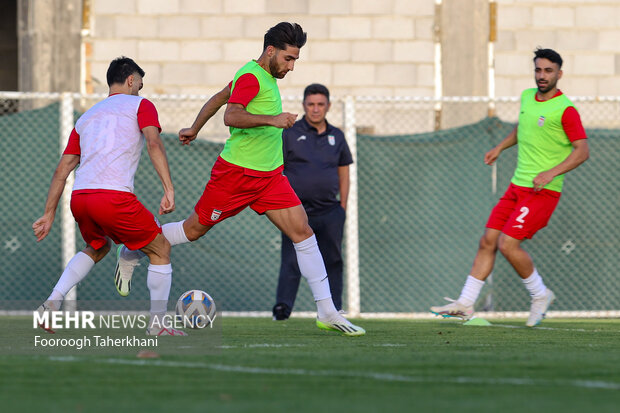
[185,227,204,242]
[88,241,111,262]
[184,220,208,242]
[144,236,171,263]
[497,237,517,257]
[185,231,199,242]
[296,224,314,240]
[479,233,498,252]
[302,223,314,238]
[156,237,171,260]
[101,242,112,256]
[285,224,314,244]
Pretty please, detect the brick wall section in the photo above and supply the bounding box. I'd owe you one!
[90,0,620,97]
[89,0,435,96]
[496,1,620,96]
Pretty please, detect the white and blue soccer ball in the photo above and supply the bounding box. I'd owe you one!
[175,289,216,329]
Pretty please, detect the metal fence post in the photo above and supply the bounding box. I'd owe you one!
[344,96,360,317]
[60,92,77,310]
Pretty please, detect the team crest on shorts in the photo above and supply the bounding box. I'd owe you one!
[328,135,335,146]
[211,209,222,221]
[538,116,545,127]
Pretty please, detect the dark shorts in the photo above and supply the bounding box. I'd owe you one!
[194,157,301,226]
[486,183,561,240]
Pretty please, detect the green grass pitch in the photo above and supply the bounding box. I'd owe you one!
[1,317,620,412]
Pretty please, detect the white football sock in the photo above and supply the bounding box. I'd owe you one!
[162,220,190,246]
[522,268,547,298]
[147,263,172,328]
[293,235,337,318]
[458,275,485,307]
[47,252,95,302]
[120,245,145,263]
[316,298,339,320]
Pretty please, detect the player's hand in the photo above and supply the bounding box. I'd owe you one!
[32,214,54,242]
[532,171,555,191]
[179,127,198,146]
[484,147,501,165]
[159,190,175,215]
[272,112,297,129]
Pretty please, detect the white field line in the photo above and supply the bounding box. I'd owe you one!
[30,342,403,350]
[429,318,604,333]
[489,323,593,332]
[48,356,620,391]
[3,310,620,319]
[217,343,308,349]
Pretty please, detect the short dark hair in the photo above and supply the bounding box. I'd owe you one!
[263,22,307,51]
[303,83,330,102]
[106,57,145,86]
[533,47,563,68]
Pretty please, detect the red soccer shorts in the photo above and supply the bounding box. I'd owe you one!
[486,183,561,240]
[194,157,301,226]
[70,190,161,250]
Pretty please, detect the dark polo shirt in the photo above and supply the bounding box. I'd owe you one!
[282,116,353,215]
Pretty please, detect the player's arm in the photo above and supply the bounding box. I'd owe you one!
[32,154,80,242]
[338,165,350,211]
[224,103,297,129]
[222,72,296,129]
[179,84,231,145]
[532,106,589,191]
[532,139,589,191]
[484,124,518,165]
[143,125,175,215]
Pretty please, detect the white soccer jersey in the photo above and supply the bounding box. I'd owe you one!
[72,94,151,193]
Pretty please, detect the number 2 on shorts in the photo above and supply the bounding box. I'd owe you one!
[516,206,529,224]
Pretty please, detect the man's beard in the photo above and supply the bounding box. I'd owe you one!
[269,56,284,79]
[537,80,556,93]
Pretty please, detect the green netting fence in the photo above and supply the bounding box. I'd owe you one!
[1,95,617,315]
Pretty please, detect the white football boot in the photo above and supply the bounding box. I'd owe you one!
[430,297,474,320]
[114,245,138,297]
[316,313,366,337]
[526,289,555,327]
[36,300,60,334]
[146,327,188,336]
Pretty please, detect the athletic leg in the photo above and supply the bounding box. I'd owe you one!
[37,240,112,333]
[266,206,364,336]
[177,211,213,242]
[139,233,186,336]
[498,234,555,326]
[313,208,345,311]
[266,205,331,310]
[469,228,502,280]
[46,239,112,304]
[497,234,534,279]
[115,211,212,296]
[274,232,301,319]
[430,228,501,319]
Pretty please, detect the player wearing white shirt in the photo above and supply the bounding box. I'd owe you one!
[33,57,185,336]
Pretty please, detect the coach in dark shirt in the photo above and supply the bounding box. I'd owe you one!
[273,83,353,320]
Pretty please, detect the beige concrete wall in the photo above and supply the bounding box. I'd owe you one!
[87,0,620,98]
[440,0,490,128]
[88,0,436,97]
[18,0,82,93]
[496,0,620,96]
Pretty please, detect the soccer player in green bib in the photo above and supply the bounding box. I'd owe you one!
[431,48,590,326]
[115,22,365,336]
